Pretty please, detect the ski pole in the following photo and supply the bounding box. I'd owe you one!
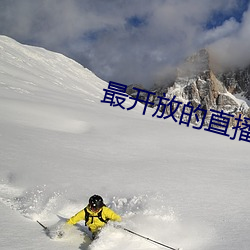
[122,227,180,250]
[37,220,48,231]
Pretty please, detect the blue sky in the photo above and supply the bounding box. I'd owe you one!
[0,0,249,87]
[206,0,249,28]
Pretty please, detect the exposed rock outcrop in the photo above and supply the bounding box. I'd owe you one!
[127,49,250,126]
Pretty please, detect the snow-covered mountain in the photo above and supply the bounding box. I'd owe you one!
[128,49,250,127]
[0,36,250,250]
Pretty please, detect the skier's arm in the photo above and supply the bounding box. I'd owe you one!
[104,207,122,222]
[67,209,85,225]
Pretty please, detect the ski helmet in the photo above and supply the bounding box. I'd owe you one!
[89,195,104,210]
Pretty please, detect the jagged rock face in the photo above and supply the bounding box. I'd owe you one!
[127,49,250,126]
[217,66,250,99]
[155,49,250,124]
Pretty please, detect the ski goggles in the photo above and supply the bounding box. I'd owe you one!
[89,205,101,212]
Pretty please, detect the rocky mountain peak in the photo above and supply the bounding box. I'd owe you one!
[127,48,250,126]
[177,48,210,78]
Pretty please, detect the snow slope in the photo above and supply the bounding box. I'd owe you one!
[0,36,250,250]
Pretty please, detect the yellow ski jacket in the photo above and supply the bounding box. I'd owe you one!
[67,206,121,233]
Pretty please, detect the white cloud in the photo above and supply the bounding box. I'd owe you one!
[200,18,240,45]
[209,5,250,69]
[0,0,249,86]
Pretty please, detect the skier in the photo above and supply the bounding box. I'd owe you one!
[66,194,121,239]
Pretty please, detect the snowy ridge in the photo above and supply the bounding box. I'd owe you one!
[0,35,105,99]
[0,36,250,250]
